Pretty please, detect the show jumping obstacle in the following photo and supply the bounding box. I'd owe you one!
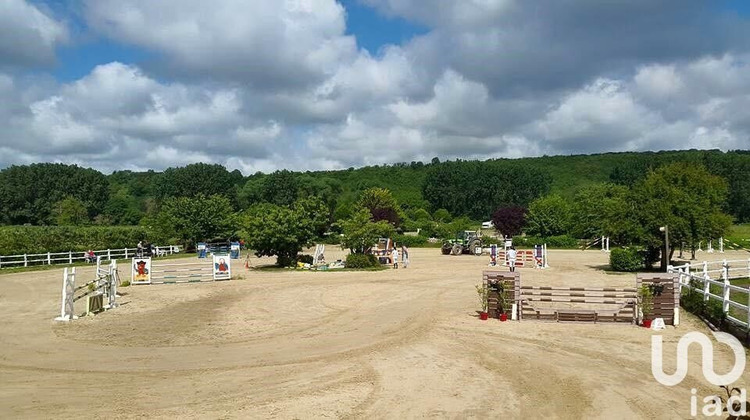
[131,256,232,285]
[482,270,679,325]
[55,258,119,321]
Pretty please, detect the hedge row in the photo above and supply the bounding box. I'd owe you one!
[0,226,163,255]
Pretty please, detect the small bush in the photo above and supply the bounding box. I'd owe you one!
[393,234,429,247]
[120,280,131,287]
[345,253,379,269]
[609,247,643,272]
[297,254,314,264]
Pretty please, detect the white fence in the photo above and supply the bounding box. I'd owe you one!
[0,245,180,269]
[669,258,750,328]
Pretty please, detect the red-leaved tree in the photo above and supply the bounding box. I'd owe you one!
[491,206,527,238]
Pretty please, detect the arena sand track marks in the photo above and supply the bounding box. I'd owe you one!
[1,249,748,418]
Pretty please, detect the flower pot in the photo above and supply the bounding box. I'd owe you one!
[500,313,508,322]
[479,312,489,320]
[642,319,652,328]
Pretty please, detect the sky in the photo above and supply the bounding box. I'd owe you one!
[1,0,749,174]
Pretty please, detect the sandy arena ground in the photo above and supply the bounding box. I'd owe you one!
[1,248,749,419]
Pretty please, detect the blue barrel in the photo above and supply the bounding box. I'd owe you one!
[230,242,240,259]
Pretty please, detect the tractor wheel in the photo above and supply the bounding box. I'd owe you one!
[470,240,482,255]
[451,244,462,255]
[441,245,452,255]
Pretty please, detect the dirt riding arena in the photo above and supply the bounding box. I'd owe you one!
[1,249,748,418]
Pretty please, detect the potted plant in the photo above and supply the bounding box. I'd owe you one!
[476,283,489,320]
[638,284,654,328]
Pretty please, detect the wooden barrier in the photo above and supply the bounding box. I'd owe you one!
[519,285,636,323]
[636,273,680,326]
[482,271,681,325]
[483,271,520,320]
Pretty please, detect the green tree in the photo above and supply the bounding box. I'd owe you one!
[52,197,90,226]
[155,194,236,247]
[432,208,452,223]
[0,163,109,225]
[422,160,551,220]
[260,170,300,206]
[357,187,402,226]
[154,163,242,205]
[294,195,330,237]
[569,183,631,241]
[630,163,732,269]
[525,195,572,237]
[241,199,321,266]
[340,208,395,254]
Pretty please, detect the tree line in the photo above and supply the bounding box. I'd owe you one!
[0,150,747,261]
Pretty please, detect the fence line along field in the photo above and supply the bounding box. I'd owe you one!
[1,248,748,418]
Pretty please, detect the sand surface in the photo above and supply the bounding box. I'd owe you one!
[1,248,749,419]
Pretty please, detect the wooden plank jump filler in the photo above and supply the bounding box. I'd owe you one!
[482,270,679,325]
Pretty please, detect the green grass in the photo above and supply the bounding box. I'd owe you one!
[725,224,750,249]
[705,278,750,322]
[0,252,191,274]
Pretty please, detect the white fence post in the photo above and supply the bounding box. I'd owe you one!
[68,251,72,264]
[107,249,111,260]
[720,237,724,253]
[703,273,710,302]
[125,248,128,259]
[702,261,708,279]
[723,260,731,313]
[47,252,51,265]
[23,254,27,267]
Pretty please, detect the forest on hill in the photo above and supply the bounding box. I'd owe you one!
[0,149,748,254]
[2,149,749,225]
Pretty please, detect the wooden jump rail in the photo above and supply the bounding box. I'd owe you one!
[480,270,678,325]
[519,285,637,323]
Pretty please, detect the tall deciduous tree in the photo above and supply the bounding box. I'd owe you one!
[491,206,527,238]
[357,187,401,226]
[340,208,395,254]
[569,183,632,241]
[155,194,236,247]
[241,198,323,266]
[630,163,732,269]
[154,163,241,205]
[525,195,572,237]
[52,197,90,226]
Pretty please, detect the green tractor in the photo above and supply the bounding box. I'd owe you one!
[441,230,483,256]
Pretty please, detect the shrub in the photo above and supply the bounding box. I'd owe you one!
[609,247,643,272]
[345,253,379,269]
[393,234,428,247]
[297,254,314,264]
[0,226,156,255]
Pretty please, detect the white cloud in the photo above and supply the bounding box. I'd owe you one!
[0,0,68,68]
[1,1,750,173]
[84,0,356,89]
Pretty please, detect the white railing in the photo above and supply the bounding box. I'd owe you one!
[669,259,750,329]
[0,245,180,269]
